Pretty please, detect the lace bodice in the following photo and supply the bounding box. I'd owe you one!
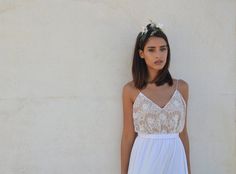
[133,80,186,134]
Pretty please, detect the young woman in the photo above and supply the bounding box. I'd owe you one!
[121,22,191,174]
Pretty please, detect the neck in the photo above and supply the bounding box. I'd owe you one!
[147,68,159,83]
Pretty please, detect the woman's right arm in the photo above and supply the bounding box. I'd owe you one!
[120,83,137,174]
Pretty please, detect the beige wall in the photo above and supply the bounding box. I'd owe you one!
[0,0,235,173]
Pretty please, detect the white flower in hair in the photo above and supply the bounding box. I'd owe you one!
[156,23,164,29]
[141,20,164,34]
[142,26,147,33]
[150,22,156,28]
[141,26,148,34]
[148,19,159,28]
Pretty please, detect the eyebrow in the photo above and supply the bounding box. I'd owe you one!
[147,45,167,48]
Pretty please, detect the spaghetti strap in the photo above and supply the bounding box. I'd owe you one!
[137,88,141,93]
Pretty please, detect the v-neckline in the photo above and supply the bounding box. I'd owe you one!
[139,89,178,110]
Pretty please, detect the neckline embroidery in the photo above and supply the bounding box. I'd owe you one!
[133,89,186,111]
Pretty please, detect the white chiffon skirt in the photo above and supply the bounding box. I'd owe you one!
[127,133,188,174]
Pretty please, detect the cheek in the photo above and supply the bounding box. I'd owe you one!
[163,52,168,59]
[162,53,168,64]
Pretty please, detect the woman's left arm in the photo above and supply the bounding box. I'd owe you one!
[179,80,191,174]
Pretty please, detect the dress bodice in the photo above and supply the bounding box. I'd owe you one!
[132,80,186,134]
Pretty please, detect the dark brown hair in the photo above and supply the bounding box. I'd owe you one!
[132,23,173,89]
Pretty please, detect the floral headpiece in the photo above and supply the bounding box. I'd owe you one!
[141,19,164,35]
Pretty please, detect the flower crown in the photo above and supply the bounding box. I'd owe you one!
[141,19,164,35]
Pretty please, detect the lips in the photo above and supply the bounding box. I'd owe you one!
[154,60,163,64]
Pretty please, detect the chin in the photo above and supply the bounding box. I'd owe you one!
[152,67,163,71]
[154,64,164,69]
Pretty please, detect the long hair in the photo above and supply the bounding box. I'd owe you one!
[132,22,173,89]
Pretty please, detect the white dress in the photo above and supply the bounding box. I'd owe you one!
[128,79,188,174]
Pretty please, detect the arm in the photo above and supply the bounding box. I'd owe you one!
[179,80,191,174]
[120,84,137,174]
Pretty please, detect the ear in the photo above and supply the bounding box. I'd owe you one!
[139,49,144,59]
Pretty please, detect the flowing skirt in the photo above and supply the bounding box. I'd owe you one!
[127,133,188,174]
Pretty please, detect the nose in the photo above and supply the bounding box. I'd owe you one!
[155,50,163,58]
[155,52,161,58]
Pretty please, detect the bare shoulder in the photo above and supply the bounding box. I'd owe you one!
[177,79,189,103]
[178,79,189,89]
[122,80,138,103]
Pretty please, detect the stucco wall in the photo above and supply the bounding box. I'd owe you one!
[0,0,235,173]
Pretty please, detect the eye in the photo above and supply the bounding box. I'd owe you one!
[160,48,167,52]
[148,49,154,52]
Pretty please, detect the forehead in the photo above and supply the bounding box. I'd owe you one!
[145,37,167,47]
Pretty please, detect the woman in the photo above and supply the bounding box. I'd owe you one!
[120,21,191,174]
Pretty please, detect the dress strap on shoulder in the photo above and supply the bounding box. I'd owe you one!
[137,88,142,93]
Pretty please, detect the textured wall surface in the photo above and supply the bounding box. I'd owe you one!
[0,0,235,173]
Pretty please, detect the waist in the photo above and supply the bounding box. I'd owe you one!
[138,133,179,139]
